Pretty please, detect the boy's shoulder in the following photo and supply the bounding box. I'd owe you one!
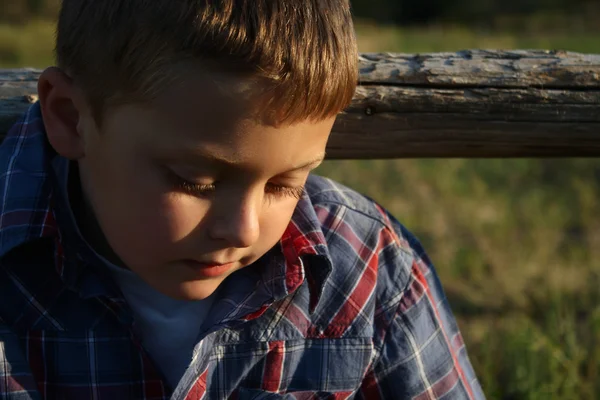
[304,174,393,226]
[304,173,417,256]
[302,174,422,298]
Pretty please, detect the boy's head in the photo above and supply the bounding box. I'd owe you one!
[38,0,357,300]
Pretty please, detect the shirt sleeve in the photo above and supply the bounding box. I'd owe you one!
[357,213,486,400]
[0,321,42,399]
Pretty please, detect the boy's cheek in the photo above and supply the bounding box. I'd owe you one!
[97,194,181,259]
[258,203,298,245]
[123,201,187,248]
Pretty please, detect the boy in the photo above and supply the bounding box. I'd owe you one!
[0,0,485,399]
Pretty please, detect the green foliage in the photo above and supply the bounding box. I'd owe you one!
[351,0,599,27]
[0,20,56,68]
[0,0,59,24]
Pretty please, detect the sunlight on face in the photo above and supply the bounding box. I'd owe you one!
[76,86,335,300]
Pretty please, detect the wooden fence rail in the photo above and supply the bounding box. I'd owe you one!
[1,50,599,158]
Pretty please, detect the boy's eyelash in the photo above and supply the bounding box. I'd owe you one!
[170,173,304,200]
[264,183,305,200]
[175,179,216,195]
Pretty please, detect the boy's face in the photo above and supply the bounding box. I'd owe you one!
[73,81,335,300]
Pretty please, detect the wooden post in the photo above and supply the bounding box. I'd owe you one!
[2,50,600,158]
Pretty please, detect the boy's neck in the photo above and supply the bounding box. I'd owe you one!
[67,161,126,268]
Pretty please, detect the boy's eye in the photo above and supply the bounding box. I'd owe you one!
[167,170,304,200]
[264,183,305,200]
[174,178,216,196]
[165,168,215,197]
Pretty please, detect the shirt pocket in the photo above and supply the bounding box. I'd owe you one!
[231,337,373,399]
[236,388,355,400]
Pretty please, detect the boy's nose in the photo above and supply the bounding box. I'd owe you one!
[208,195,261,248]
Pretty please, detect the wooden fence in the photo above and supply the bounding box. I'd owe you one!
[1,50,599,158]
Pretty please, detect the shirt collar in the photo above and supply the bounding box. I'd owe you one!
[0,102,59,257]
[0,102,333,310]
[0,102,112,293]
[270,196,333,313]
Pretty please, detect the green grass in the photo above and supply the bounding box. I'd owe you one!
[0,20,55,68]
[2,18,600,400]
[354,21,600,54]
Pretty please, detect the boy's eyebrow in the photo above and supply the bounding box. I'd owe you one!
[288,154,326,171]
[184,149,326,172]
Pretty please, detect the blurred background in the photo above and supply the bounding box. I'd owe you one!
[1,1,599,398]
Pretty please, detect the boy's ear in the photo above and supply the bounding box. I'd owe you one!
[37,67,90,160]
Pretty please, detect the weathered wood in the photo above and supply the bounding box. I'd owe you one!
[358,50,600,88]
[2,50,600,158]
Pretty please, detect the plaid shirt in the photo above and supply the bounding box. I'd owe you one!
[0,103,485,399]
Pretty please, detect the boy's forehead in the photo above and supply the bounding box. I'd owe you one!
[147,93,334,145]
[150,72,252,132]
[142,66,331,132]
[151,114,334,163]
[105,91,334,173]
[138,70,332,137]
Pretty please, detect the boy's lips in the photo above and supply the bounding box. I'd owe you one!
[183,259,237,278]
